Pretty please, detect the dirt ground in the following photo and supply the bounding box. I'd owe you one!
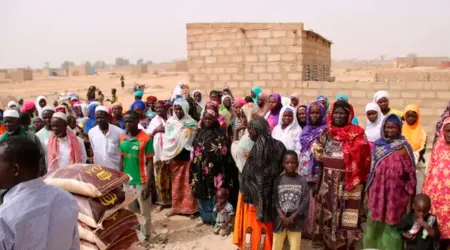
[150,208,315,250]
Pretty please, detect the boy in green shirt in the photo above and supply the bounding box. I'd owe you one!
[119,110,154,245]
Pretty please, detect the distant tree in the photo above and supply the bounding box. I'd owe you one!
[380,54,386,61]
[146,60,153,65]
[61,61,75,70]
[136,59,144,65]
[115,57,130,66]
[44,62,50,69]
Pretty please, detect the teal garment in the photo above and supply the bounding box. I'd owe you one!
[335,93,359,125]
[251,87,262,103]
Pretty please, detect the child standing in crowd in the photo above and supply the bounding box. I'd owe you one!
[272,150,309,250]
[396,194,439,250]
[213,188,235,238]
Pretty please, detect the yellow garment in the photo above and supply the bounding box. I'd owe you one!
[402,104,427,152]
[272,230,302,250]
[388,108,403,118]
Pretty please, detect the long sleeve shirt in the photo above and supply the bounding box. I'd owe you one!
[0,178,80,250]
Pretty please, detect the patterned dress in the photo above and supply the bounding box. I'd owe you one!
[313,133,364,250]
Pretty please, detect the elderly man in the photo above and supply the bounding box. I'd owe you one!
[88,106,123,171]
[36,106,56,152]
[0,136,80,249]
[47,112,87,171]
[0,110,46,176]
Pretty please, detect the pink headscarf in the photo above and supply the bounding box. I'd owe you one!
[290,93,301,109]
[21,101,36,112]
[234,98,246,106]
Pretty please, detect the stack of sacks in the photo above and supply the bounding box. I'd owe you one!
[45,164,146,250]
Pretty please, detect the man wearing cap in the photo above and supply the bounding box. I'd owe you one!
[0,110,46,176]
[36,106,56,153]
[47,112,87,171]
[0,136,80,249]
[88,106,123,171]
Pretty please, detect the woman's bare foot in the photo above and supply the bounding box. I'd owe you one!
[165,210,176,217]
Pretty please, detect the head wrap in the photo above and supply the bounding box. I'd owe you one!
[205,109,216,117]
[316,94,330,113]
[52,112,67,122]
[95,105,109,113]
[251,87,262,103]
[130,100,146,111]
[266,93,283,131]
[234,98,246,107]
[272,106,301,151]
[7,101,18,108]
[135,90,144,98]
[173,98,191,120]
[335,93,349,102]
[170,82,184,101]
[373,90,389,103]
[84,103,98,133]
[365,103,384,142]
[112,102,123,108]
[36,96,46,118]
[290,93,301,108]
[42,106,56,113]
[21,101,35,112]
[4,110,19,118]
[433,101,450,145]
[402,104,426,152]
[146,96,157,102]
[221,95,232,104]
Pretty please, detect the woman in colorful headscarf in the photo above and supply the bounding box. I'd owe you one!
[21,100,37,119]
[373,90,403,117]
[290,93,301,109]
[265,93,283,132]
[161,98,198,217]
[365,102,383,151]
[296,105,308,129]
[272,106,302,156]
[145,96,157,120]
[209,90,231,125]
[250,87,262,103]
[35,96,47,118]
[190,109,231,225]
[204,101,227,133]
[312,100,371,250]
[231,98,246,133]
[257,93,269,117]
[316,94,329,114]
[145,100,171,212]
[233,116,286,250]
[111,103,125,130]
[423,117,450,248]
[335,93,359,125]
[298,101,327,242]
[403,105,427,163]
[433,101,450,146]
[363,114,416,250]
[170,81,184,102]
[131,100,151,129]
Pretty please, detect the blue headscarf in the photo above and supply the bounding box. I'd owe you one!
[251,87,262,103]
[366,114,415,191]
[84,103,98,133]
[335,93,359,125]
[130,100,146,111]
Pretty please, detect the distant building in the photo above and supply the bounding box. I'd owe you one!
[393,56,450,68]
[10,69,33,82]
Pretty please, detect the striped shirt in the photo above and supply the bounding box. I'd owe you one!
[0,178,80,250]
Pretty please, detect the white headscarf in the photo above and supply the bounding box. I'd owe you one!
[161,98,197,161]
[192,90,206,110]
[365,103,383,142]
[271,106,302,154]
[36,96,46,118]
[373,90,389,103]
[7,101,18,108]
[170,82,184,102]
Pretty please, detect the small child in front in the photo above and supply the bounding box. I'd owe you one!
[272,150,309,250]
[396,193,439,250]
[213,188,234,238]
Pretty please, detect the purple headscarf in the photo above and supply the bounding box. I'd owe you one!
[299,101,327,176]
[130,100,146,111]
[267,93,283,130]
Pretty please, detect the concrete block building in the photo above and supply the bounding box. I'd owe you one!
[186,22,332,95]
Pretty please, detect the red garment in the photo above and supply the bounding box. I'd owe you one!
[47,129,83,171]
[368,147,416,225]
[146,96,157,102]
[423,117,450,239]
[327,102,371,191]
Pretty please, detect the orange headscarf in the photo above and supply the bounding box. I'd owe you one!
[402,104,427,151]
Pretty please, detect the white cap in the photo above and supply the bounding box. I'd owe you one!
[95,105,109,113]
[42,106,56,113]
[7,101,18,108]
[4,110,19,118]
[52,112,67,121]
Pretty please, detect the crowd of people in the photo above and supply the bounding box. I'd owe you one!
[0,82,449,250]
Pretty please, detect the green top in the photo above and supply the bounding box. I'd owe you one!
[119,130,154,185]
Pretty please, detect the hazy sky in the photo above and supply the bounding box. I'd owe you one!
[1,0,449,68]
